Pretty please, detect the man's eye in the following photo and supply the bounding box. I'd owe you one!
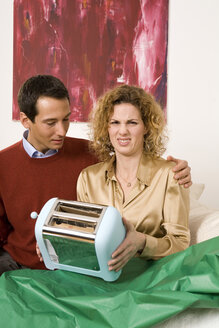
[47,122,55,126]
[63,118,70,122]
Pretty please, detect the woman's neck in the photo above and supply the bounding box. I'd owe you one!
[115,152,142,180]
[114,152,142,202]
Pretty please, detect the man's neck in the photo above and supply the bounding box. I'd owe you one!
[22,130,58,158]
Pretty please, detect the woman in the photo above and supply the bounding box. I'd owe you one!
[77,84,190,272]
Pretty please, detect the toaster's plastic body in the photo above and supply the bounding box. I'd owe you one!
[34,198,126,281]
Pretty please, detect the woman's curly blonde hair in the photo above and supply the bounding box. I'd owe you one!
[89,84,168,161]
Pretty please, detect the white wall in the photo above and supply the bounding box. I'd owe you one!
[0,0,218,209]
[167,0,219,209]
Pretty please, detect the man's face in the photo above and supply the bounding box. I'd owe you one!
[22,97,71,153]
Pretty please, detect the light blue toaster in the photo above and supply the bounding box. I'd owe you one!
[32,198,126,281]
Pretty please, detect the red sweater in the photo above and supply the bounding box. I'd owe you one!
[0,137,97,269]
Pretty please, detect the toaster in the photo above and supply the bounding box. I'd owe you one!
[31,198,126,281]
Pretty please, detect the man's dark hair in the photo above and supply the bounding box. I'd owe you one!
[18,75,70,122]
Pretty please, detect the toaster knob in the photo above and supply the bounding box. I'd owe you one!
[30,211,38,219]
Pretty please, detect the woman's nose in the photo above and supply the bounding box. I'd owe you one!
[119,123,128,134]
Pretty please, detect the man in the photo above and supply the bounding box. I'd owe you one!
[0,75,191,275]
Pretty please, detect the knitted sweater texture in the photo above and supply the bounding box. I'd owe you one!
[0,137,96,269]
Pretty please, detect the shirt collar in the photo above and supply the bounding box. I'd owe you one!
[105,153,156,187]
[136,154,155,186]
[22,130,58,158]
[105,155,117,183]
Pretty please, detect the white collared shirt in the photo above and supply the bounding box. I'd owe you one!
[22,130,58,158]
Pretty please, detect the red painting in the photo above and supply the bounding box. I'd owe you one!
[13,0,168,122]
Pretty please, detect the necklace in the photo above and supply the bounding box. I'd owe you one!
[116,172,137,188]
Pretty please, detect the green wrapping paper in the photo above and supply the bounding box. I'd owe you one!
[0,236,219,328]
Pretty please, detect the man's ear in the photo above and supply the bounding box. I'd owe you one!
[20,112,31,129]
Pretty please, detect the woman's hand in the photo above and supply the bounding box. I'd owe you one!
[108,218,146,272]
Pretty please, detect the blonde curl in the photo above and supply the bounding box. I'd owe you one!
[89,84,168,161]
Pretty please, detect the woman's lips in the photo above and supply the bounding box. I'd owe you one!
[117,138,130,146]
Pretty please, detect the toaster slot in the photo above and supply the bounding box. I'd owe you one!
[55,202,103,218]
[49,215,97,233]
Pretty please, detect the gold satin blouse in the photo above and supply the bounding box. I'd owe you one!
[77,154,190,260]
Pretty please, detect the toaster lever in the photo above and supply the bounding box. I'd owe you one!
[31,212,38,219]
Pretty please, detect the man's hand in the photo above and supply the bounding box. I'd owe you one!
[108,218,146,272]
[36,243,43,262]
[167,155,192,188]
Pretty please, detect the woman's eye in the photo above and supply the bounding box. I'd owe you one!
[110,121,119,125]
[128,121,137,125]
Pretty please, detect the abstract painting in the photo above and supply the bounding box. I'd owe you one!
[13,0,169,122]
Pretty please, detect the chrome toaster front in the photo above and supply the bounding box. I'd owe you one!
[32,198,126,281]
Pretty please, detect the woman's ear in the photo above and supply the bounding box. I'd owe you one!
[20,112,31,129]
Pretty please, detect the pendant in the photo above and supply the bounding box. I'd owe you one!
[127,182,131,187]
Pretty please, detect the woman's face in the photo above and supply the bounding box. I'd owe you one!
[108,103,146,158]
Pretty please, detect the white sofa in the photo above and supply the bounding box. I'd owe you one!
[189,183,219,245]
